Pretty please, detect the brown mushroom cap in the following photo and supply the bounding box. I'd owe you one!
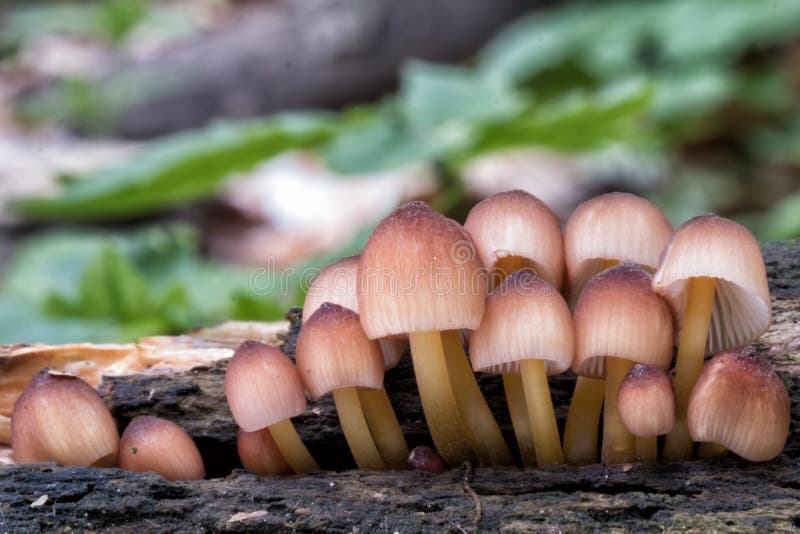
[565,192,673,304]
[12,369,119,467]
[119,416,205,481]
[296,303,385,399]
[224,341,307,432]
[237,428,293,476]
[572,263,674,378]
[302,256,360,323]
[687,348,789,462]
[470,270,573,375]
[617,364,675,437]
[463,189,564,288]
[652,214,771,354]
[358,201,487,339]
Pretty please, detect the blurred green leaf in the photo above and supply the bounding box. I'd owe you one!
[12,113,336,221]
[737,191,800,241]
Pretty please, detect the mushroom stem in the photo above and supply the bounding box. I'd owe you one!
[562,376,605,465]
[492,255,527,289]
[408,331,473,466]
[601,357,636,464]
[520,358,564,466]
[441,330,513,466]
[635,436,657,463]
[696,442,728,460]
[358,388,409,469]
[663,276,716,461]
[502,373,536,466]
[268,419,320,474]
[333,387,386,470]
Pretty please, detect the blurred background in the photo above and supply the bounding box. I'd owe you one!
[0,0,798,344]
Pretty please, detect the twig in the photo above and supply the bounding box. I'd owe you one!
[462,461,482,528]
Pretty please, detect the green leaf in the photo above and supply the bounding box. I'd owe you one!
[12,113,336,221]
[736,191,800,241]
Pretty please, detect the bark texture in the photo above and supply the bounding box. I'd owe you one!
[0,241,798,532]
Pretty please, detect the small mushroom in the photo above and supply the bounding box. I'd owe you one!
[225,341,319,474]
[237,428,293,476]
[470,271,573,466]
[358,201,511,466]
[617,364,675,462]
[687,348,789,462]
[562,192,672,465]
[573,264,673,464]
[296,303,390,470]
[12,369,119,467]
[119,416,205,481]
[653,215,771,461]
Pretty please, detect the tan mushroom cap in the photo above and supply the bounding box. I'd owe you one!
[224,341,307,432]
[358,201,487,339]
[687,348,789,462]
[470,270,573,375]
[464,190,564,288]
[572,263,674,378]
[652,214,771,354]
[119,416,205,481]
[303,256,360,323]
[296,303,385,399]
[617,364,675,437]
[565,192,673,304]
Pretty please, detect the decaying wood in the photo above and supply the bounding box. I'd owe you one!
[0,241,798,532]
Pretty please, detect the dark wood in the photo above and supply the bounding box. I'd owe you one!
[0,241,798,532]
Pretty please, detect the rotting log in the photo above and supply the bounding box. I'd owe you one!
[0,241,798,532]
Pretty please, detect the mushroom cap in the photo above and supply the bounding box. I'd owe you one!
[237,428,293,476]
[652,214,771,354]
[119,416,205,481]
[617,364,675,437]
[303,255,405,370]
[358,201,487,338]
[12,369,119,467]
[303,256,360,322]
[572,263,674,378]
[296,303,385,399]
[687,348,789,462]
[565,192,673,305]
[224,341,307,432]
[470,270,573,375]
[463,190,564,289]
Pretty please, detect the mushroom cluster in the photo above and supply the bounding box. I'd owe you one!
[8,191,790,477]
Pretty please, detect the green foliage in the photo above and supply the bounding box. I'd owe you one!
[0,227,292,344]
[13,113,336,221]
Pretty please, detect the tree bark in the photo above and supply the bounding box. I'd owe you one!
[0,241,798,532]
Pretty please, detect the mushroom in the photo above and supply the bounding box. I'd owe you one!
[237,428,293,476]
[118,416,205,481]
[225,341,319,474]
[617,364,675,462]
[687,348,789,462]
[463,189,564,465]
[303,255,409,468]
[562,192,672,465]
[12,369,119,467]
[296,302,390,470]
[573,264,673,464]
[358,201,511,466]
[653,215,771,461]
[470,271,573,466]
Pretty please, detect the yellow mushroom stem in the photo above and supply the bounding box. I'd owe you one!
[635,436,657,463]
[502,373,536,466]
[663,276,717,462]
[492,255,528,289]
[408,331,473,466]
[696,441,728,460]
[333,387,386,470]
[358,388,409,469]
[602,357,636,464]
[441,330,513,466]
[520,358,564,466]
[562,376,605,465]
[268,418,320,474]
